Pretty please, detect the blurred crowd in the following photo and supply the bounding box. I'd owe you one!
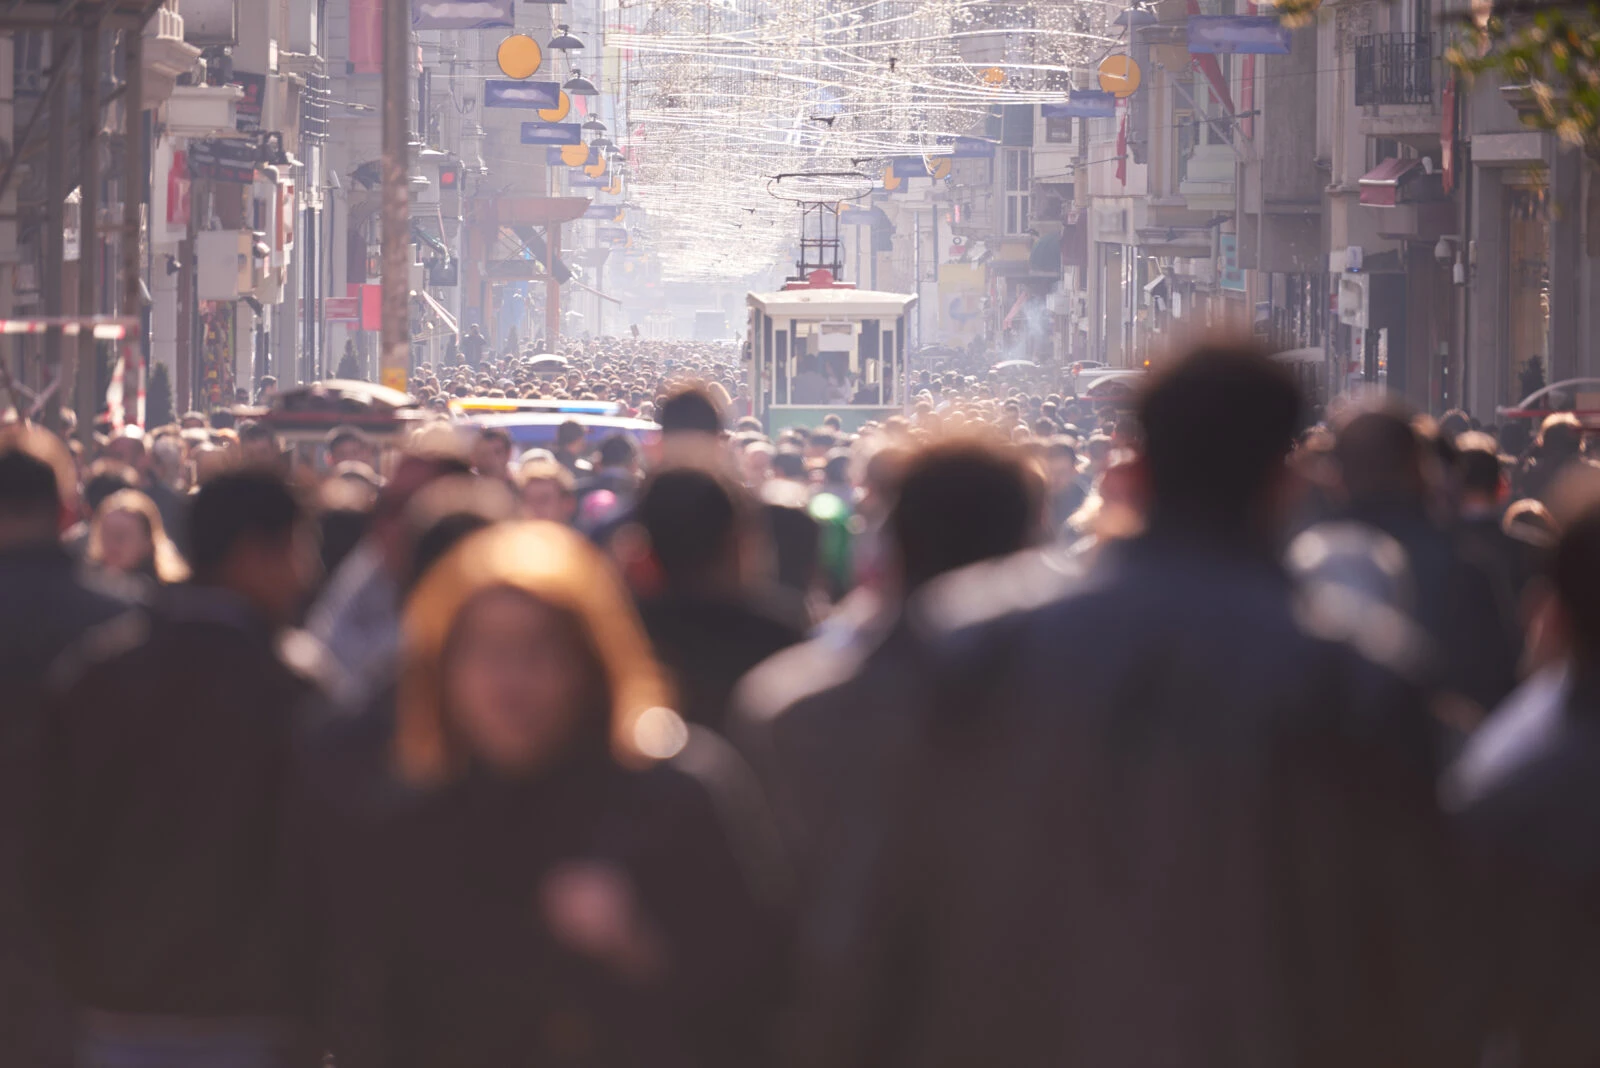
[4,334,1600,1067]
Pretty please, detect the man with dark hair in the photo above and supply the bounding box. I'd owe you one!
[779,343,1488,1068]
[39,469,323,1067]
[734,439,1042,896]
[325,425,376,469]
[236,419,284,470]
[1448,507,1600,1067]
[470,426,515,483]
[552,419,591,477]
[633,467,805,734]
[0,428,132,1065]
[1335,408,1519,715]
[1456,434,1543,616]
[658,387,723,437]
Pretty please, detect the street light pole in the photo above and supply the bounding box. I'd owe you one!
[379,0,411,394]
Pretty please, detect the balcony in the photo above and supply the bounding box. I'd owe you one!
[1355,33,1434,107]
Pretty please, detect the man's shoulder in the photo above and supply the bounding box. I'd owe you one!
[909,546,1085,644]
[734,633,873,735]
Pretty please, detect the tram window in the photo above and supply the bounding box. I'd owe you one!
[857,320,881,404]
[882,328,896,404]
[774,329,789,404]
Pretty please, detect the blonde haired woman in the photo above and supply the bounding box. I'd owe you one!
[87,488,189,584]
[299,522,787,1068]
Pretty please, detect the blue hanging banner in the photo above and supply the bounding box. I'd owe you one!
[413,0,514,29]
[486,80,562,109]
[584,204,623,220]
[521,122,582,145]
[951,137,996,158]
[1186,15,1292,54]
[891,157,930,178]
[1043,91,1117,119]
[595,227,629,246]
[568,171,607,186]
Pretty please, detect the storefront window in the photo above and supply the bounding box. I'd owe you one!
[1505,184,1550,403]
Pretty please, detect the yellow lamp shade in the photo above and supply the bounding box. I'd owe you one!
[539,91,572,123]
[1098,54,1142,98]
[497,35,543,80]
[583,156,608,179]
[560,144,591,166]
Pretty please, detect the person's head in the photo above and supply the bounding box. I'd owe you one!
[83,461,141,518]
[0,425,76,547]
[1538,413,1584,460]
[658,387,722,438]
[88,488,189,583]
[105,426,148,470]
[395,522,679,784]
[595,433,640,474]
[886,440,1043,592]
[1334,407,1425,507]
[1136,340,1302,538]
[472,427,515,480]
[326,425,376,469]
[635,467,752,595]
[555,419,587,456]
[516,458,578,523]
[771,448,808,483]
[235,419,283,469]
[1044,437,1080,493]
[400,475,518,596]
[187,469,315,626]
[1456,435,1507,510]
[821,413,843,433]
[149,435,185,487]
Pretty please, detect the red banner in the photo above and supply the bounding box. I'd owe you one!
[167,150,191,227]
[349,0,383,74]
[360,284,382,332]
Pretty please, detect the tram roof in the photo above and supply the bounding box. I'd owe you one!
[746,288,918,318]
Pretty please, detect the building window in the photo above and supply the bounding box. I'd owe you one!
[1045,116,1074,144]
[1004,148,1031,234]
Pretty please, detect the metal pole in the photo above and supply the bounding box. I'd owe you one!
[41,31,68,430]
[75,15,100,446]
[379,0,411,393]
[545,223,560,347]
[121,20,144,426]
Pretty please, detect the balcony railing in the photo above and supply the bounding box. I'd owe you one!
[1354,33,1434,106]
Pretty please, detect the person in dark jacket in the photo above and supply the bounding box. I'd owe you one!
[40,470,324,1068]
[733,438,1045,900]
[784,343,1493,1068]
[1450,507,1600,1068]
[0,427,133,1067]
[633,468,806,734]
[298,523,786,1068]
[1335,408,1521,719]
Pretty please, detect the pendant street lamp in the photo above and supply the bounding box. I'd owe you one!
[563,70,599,96]
[547,25,584,51]
[582,117,607,134]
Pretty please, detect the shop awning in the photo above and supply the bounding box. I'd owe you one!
[410,290,460,338]
[1359,157,1428,207]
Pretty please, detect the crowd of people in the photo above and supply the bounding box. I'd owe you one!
[4,333,1600,1067]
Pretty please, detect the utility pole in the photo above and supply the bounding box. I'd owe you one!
[379,0,411,394]
[75,15,101,445]
[41,32,68,431]
[121,19,145,426]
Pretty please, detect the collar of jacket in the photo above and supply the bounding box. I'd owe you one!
[1123,519,1290,579]
[154,584,272,638]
